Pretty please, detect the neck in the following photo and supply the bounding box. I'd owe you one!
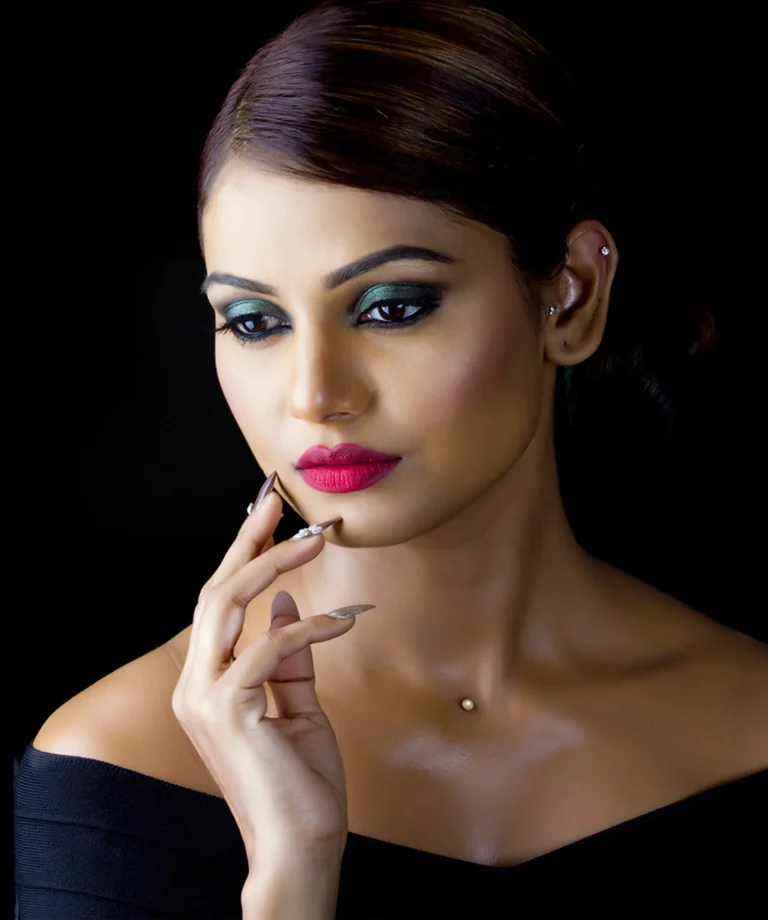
[295,431,605,706]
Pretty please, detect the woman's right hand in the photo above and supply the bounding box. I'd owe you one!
[171,485,374,884]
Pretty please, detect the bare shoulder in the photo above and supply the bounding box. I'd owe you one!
[658,587,768,732]
[645,590,768,773]
[692,620,768,765]
[593,558,768,772]
[33,626,222,796]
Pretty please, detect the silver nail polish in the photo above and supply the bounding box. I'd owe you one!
[325,604,376,619]
[248,471,277,515]
[289,517,342,540]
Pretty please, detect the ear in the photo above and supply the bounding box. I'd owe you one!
[540,220,619,367]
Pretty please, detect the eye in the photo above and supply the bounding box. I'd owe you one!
[215,305,288,345]
[214,284,445,346]
[358,298,428,325]
[355,284,445,329]
[229,314,283,337]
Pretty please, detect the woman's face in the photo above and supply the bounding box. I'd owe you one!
[201,161,551,547]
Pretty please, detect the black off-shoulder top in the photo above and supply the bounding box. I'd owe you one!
[14,744,766,919]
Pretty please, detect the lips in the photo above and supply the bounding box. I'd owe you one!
[298,461,400,494]
[296,443,401,469]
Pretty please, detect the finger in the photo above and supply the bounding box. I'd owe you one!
[204,488,283,596]
[221,595,358,719]
[265,590,354,719]
[186,532,330,687]
[185,492,282,675]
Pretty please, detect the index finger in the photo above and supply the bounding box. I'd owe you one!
[182,531,328,688]
[201,489,284,601]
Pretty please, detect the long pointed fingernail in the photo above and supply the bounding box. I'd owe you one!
[325,604,376,619]
[289,517,342,540]
[248,471,277,515]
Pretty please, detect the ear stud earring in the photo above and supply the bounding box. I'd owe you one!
[547,246,609,317]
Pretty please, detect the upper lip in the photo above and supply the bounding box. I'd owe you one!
[296,443,401,468]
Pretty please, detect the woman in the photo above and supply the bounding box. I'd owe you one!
[15,1,767,917]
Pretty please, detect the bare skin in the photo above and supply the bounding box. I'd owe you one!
[35,161,768,868]
[160,560,768,867]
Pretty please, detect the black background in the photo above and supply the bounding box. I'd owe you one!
[16,3,761,761]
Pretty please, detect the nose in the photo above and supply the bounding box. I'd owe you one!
[288,326,371,424]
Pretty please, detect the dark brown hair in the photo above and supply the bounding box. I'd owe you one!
[199,0,716,459]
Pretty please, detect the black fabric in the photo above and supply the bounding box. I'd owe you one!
[14,744,766,919]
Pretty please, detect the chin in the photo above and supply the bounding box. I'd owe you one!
[315,495,462,549]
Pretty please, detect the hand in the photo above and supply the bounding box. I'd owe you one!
[171,488,373,873]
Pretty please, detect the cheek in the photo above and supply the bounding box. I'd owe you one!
[215,347,277,451]
[412,307,540,439]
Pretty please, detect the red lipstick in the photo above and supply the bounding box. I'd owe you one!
[296,443,401,493]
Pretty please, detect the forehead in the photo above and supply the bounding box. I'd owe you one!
[201,160,502,275]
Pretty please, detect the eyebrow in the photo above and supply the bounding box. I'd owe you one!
[200,245,457,296]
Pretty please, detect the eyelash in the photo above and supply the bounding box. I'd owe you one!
[214,287,444,345]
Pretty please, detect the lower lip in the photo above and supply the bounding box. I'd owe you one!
[298,460,401,493]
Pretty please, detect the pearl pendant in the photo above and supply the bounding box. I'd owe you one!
[460,698,475,711]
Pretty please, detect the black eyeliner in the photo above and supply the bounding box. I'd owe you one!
[214,282,447,345]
